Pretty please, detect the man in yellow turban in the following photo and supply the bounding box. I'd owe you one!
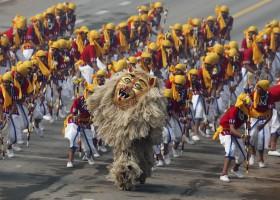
[164,74,189,157]
[202,16,218,47]
[116,22,130,53]
[65,2,77,35]
[65,82,99,168]
[4,15,27,49]
[0,71,24,158]
[215,5,233,42]
[43,6,58,40]
[215,92,251,182]
[248,79,273,168]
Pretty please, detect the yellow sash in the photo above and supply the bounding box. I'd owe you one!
[33,23,44,45]
[252,41,263,65]
[202,67,212,91]
[76,34,85,54]
[37,58,51,77]
[119,31,129,52]
[0,84,12,109]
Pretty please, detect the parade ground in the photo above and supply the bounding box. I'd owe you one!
[1,0,280,200]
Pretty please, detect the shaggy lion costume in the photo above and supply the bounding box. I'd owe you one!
[87,69,167,190]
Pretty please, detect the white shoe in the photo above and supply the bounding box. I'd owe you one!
[66,161,73,168]
[230,169,244,178]
[268,150,280,157]
[12,145,22,152]
[259,162,266,168]
[22,129,29,134]
[94,153,100,158]
[164,155,171,165]
[205,129,212,138]
[192,135,200,141]
[59,110,66,119]
[82,155,87,161]
[156,160,164,167]
[249,155,255,166]
[182,134,195,145]
[98,146,107,153]
[220,175,230,182]
[43,114,53,121]
[87,157,95,165]
[17,140,25,145]
[172,148,179,158]
[6,149,15,158]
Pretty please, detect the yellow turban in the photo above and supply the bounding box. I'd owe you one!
[253,80,270,109]
[163,88,172,98]
[174,75,186,85]
[1,71,13,82]
[128,56,137,64]
[235,93,251,116]
[174,63,186,72]
[256,80,270,91]
[96,69,106,77]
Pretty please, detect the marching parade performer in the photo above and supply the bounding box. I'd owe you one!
[159,39,174,70]
[128,16,141,53]
[26,14,45,48]
[43,6,58,41]
[138,14,152,47]
[116,22,130,55]
[170,23,185,61]
[0,71,22,158]
[215,5,233,43]
[79,29,103,81]
[202,16,218,48]
[54,3,67,36]
[102,23,117,59]
[12,61,34,144]
[165,70,189,157]
[4,15,27,63]
[71,26,89,60]
[188,68,206,141]
[248,80,274,168]
[64,2,77,36]
[148,1,164,31]
[65,83,98,168]
[214,93,251,182]
[193,53,219,139]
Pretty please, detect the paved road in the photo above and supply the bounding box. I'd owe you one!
[0,0,280,200]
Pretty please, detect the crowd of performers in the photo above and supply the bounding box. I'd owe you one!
[1,2,280,183]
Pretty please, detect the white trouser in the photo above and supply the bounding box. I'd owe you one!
[169,116,183,142]
[153,145,161,155]
[270,109,280,134]
[162,126,172,144]
[192,94,206,120]
[65,123,98,156]
[79,65,93,84]
[219,134,246,164]
[7,114,24,145]
[16,104,29,130]
[250,118,270,151]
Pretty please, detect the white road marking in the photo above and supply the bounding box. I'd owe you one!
[95,10,109,15]
[119,1,131,6]
[75,19,85,25]
[15,154,280,182]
